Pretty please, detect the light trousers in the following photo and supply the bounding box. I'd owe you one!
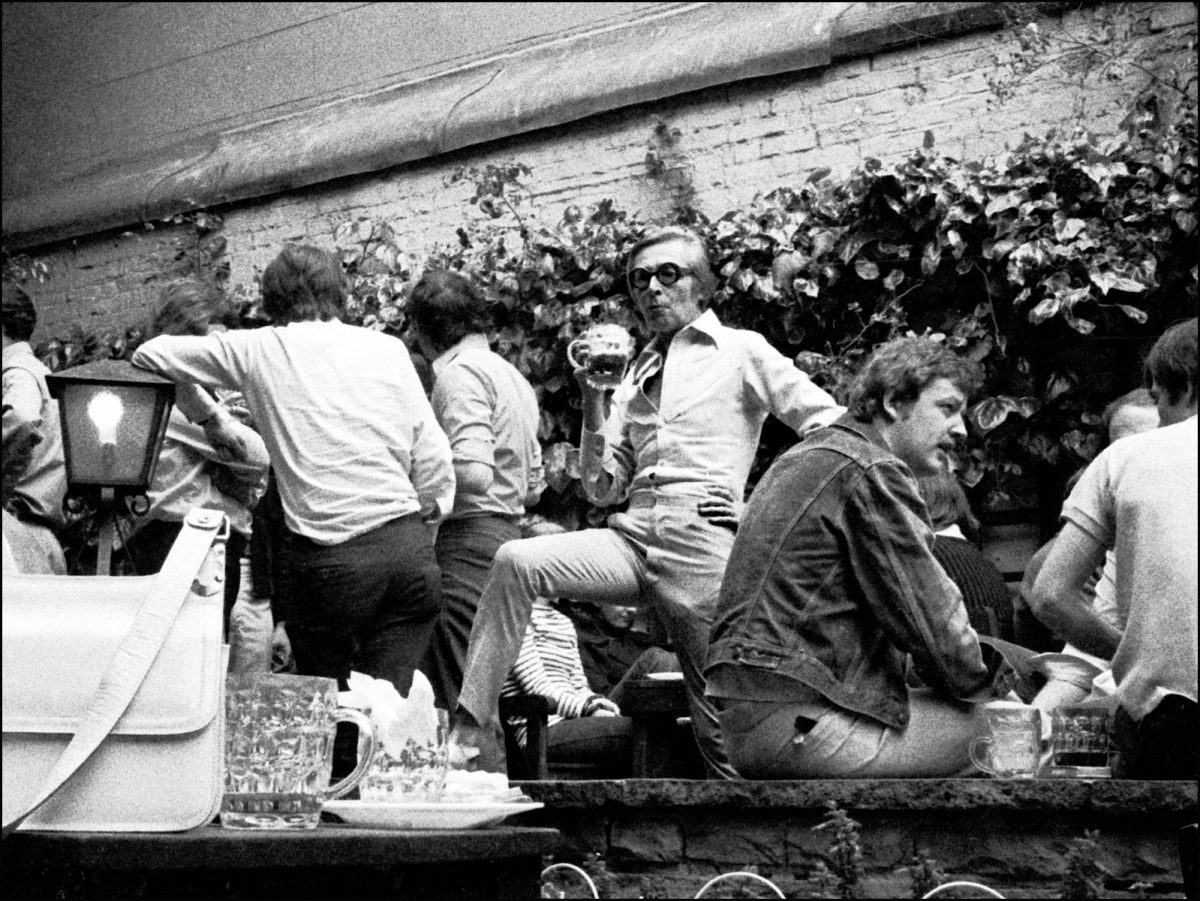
[717,689,988,778]
[458,496,737,779]
[228,555,274,675]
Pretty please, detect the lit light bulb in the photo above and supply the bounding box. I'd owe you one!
[87,391,125,447]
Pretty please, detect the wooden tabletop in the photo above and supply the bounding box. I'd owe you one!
[6,823,562,871]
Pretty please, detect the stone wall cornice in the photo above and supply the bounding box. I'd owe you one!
[517,777,1199,813]
[2,1,1090,250]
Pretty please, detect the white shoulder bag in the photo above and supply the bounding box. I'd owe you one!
[3,508,227,835]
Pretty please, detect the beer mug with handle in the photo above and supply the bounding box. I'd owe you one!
[969,700,1043,779]
[568,324,636,390]
[221,673,377,829]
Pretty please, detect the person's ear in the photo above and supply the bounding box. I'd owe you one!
[881,391,907,423]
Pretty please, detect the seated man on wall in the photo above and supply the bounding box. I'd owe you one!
[707,336,1000,777]
[1021,387,1161,712]
[451,226,844,778]
[1014,387,1160,656]
[1031,318,1197,780]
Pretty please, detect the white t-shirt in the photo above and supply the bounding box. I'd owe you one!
[1062,415,1198,720]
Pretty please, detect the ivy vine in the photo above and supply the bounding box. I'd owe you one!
[331,96,1196,526]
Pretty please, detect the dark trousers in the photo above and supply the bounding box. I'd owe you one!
[1114,695,1199,780]
[288,514,442,782]
[289,512,442,693]
[421,515,520,712]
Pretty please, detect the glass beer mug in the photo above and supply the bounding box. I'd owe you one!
[567,324,636,391]
[221,673,377,829]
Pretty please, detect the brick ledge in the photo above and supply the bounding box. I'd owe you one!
[515,777,1197,813]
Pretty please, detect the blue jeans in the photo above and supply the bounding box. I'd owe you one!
[421,515,521,712]
[716,689,987,778]
[288,513,441,695]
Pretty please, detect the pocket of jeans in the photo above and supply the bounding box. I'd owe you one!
[716,700,791,739]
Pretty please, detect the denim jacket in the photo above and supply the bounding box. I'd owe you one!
[705,414,989,730]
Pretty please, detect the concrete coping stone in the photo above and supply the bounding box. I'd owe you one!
[515,778,1197,813]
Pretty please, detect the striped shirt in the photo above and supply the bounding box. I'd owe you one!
[501,601,600,748]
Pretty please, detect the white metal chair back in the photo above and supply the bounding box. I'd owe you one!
[540,862,600,899]
[922,880,1006,899]
[694,870,786,898]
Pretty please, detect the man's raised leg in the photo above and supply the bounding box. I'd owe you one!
[451,528,645,772]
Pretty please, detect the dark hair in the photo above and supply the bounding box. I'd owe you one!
[407,269,492,353]
[149,280,235,339]
[260,245,346,324]
[1144,317,1197,408]
[1099,387,1156,448]
[626,226,718,306]
[848,336,982,422]
[2,281,37,342]
[407,343,434,398]
[917,469,980,543]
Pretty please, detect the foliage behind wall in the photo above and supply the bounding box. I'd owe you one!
[331,97,1197,526]
[8,94,1196,539]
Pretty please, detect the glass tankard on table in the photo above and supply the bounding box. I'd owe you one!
[969,700,1043,779]
[360,708,450,804]
[221,673,377,829]
[1047,705,1114,778]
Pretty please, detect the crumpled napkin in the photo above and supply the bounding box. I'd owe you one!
[346,670,440,758]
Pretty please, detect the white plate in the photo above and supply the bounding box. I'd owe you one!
[323,799,543,830]
[1042,765,1112,780]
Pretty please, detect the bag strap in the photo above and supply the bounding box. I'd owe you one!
[2,508,226,837]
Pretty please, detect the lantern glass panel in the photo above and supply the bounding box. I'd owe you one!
[59,382,166,487]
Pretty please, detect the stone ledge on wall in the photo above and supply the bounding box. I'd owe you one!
[517,776,1197,813]
[512,778,1196,899]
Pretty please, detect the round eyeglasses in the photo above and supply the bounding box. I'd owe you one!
[628,262,692,291]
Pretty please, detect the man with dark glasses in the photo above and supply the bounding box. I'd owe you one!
[452,226,843,778]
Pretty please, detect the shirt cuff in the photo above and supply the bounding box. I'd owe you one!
[173,384,221,425]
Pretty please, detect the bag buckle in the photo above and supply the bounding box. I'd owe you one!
[185,509,230,542]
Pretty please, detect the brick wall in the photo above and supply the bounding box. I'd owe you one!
[16,2,1197,343]
[517,779,1196,899]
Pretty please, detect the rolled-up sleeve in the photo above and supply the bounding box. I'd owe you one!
[1060,456,1116,549]
[842,460,989,699]
[744,333,844,435]
[132,333,249,391]
[408,401,455,524]
[432,367,495,467]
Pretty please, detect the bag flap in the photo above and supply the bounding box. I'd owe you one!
[2,573,223,736]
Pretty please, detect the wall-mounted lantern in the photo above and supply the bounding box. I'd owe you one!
[45,359,174,574]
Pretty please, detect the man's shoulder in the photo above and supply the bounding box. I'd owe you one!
[699,315,774,351]
[1094,416,1196,475]
[458,344,523,375]
[792,419,893,464]
[762,422,895,490]
[2,343,48,379]
[441,346,531,389]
